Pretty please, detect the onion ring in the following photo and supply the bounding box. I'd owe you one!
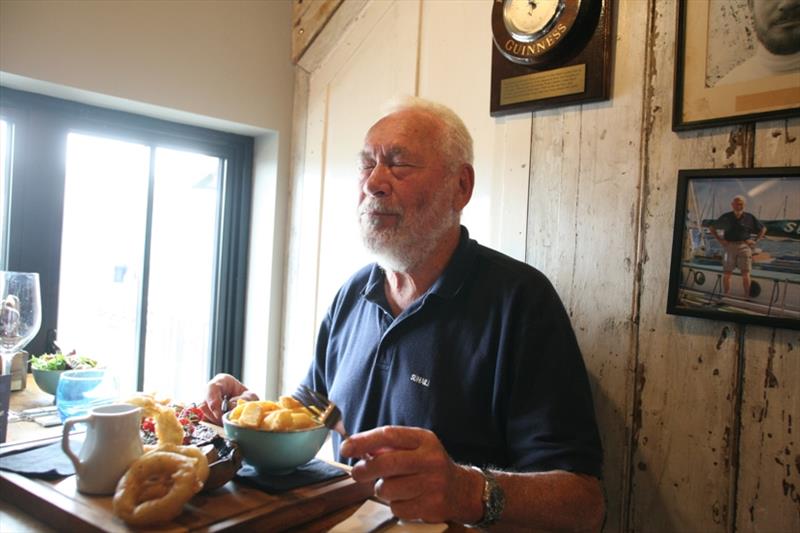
[113,451,202,526]
[146,443,209,484]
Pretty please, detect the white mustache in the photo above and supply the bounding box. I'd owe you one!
[359,199,403,217]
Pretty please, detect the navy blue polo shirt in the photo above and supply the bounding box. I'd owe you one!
[302,227,603,477]
[713,211,764,242]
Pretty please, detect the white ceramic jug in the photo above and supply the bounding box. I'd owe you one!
[61,403,143,495]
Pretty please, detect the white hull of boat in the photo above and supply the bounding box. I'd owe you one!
[678,262,800,319]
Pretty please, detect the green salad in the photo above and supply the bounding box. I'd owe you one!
[31,352,98,371]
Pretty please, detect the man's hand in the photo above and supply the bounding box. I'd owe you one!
[340,426,484,524]
[200,373,259,425]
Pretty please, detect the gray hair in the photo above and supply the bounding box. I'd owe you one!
[379,96,474,171]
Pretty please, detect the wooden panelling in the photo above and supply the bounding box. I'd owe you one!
[526,0,647,529]
[287,1,800,531]
[735,121,800,533]
[291,0,344,64]
[631,0,747,529]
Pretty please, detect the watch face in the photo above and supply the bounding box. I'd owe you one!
[492,0,585,66]
[503,0,564,42]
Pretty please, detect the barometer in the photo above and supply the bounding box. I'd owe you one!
[490,0,614,116]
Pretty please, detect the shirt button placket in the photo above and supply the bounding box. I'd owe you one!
[375,309,394,368]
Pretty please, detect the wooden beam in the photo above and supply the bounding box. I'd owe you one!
[291,0,344,64]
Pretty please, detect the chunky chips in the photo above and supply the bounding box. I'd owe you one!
[226,396,321,431]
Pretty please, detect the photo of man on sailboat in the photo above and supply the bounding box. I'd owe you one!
[667,167,800,330]
[709,195,767,298]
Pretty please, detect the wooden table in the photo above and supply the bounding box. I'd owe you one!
[1,376,373,531]
[1,376,463,532]
[6,374,63,443]
[0,432,375,532]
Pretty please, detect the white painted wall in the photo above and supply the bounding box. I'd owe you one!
[0,0,293,134]
[0,0,296,398]
[418,0,530,259]
[281,0,530,392]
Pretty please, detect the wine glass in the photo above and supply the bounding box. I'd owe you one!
[0,272,42,375]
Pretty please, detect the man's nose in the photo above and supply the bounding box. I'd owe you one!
[362,164,392,197]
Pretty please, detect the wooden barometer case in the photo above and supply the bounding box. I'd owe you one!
[490,0,614,116]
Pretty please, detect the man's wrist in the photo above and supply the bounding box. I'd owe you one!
[464,466,505,529]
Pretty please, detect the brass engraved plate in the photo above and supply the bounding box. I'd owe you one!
[500,64,586,105]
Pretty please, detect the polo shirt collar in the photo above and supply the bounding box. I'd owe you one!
[428,225,476,298]
[362,226,477,305]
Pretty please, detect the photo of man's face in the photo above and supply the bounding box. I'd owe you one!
[751,0,800,54]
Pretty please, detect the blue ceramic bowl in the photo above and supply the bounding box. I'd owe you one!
[32,368,65,395]
[222,413,328,475]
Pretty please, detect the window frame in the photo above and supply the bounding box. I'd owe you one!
[0,87,253,383]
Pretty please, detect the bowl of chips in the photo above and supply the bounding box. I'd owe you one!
[222,396,328,475]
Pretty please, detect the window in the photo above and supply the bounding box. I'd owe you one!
[0,118,11,268]
[0,88,252,401]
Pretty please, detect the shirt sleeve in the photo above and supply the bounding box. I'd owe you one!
[752,214,765,233]
[300,309,333,396]
[712,213,727,232]
[504,277,604,478]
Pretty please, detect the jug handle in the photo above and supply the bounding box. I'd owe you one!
[62,414,93,469]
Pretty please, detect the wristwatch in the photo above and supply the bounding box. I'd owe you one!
[465,466,506,529]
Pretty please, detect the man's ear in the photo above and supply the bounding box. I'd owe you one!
[454,163,475,211]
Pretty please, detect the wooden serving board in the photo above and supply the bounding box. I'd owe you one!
[0,455,373,532]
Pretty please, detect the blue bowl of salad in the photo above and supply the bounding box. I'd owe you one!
[31,352,98,396]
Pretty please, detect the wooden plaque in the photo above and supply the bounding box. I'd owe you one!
[490,0,615,116]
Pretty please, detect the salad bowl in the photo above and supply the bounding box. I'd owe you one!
[32,368,66,395]
[30,352,98,396]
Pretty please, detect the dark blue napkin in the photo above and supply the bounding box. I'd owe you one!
[235,458,348,494]
[0,438,81,479]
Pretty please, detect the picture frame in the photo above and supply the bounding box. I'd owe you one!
[672,0,800,131]
[667,167,800,330]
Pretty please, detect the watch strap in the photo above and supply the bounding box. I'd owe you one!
[465,466,505,529]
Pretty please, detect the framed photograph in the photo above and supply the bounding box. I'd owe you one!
[667,167,800,330]
[673,0,800,131]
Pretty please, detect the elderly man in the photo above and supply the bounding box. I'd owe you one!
[205,98,604,530]
[710,195,767,297]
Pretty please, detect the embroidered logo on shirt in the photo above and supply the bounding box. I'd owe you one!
[410,373,430,387]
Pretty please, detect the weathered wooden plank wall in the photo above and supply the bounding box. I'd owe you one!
[527,2,649,530]
[736,123,800,533]
[633,0,744,525]
[629,1,800,531]
[288,1,800,531]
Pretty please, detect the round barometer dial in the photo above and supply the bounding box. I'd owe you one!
[492,0,585,66]
[503,0,564,42]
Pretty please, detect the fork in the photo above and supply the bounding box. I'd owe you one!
[293,385,350,439]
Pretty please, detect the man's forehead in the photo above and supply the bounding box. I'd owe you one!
[366,110,441,140]
[359,144,409,159]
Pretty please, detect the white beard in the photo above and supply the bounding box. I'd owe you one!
[359,185,460,272]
